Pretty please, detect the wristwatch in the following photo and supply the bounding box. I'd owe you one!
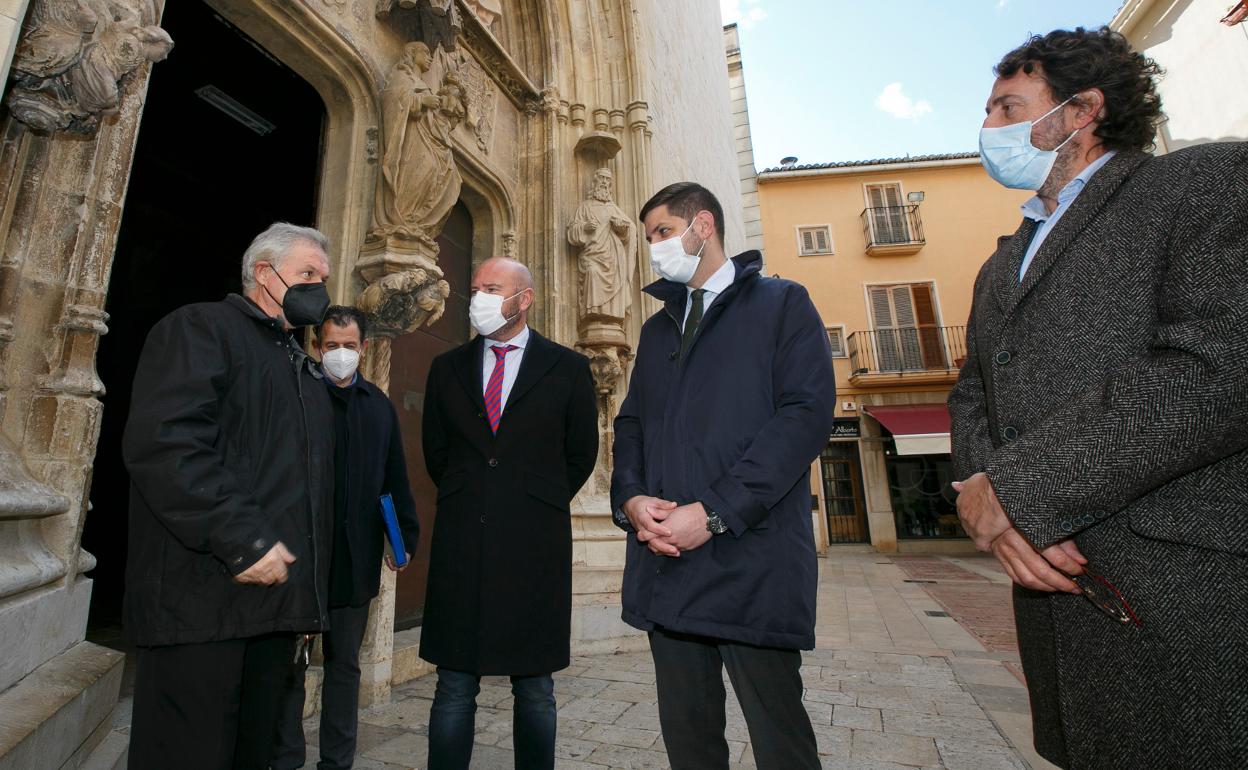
[704,505,728,535]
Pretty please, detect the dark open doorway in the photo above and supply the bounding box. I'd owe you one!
[83,0,327,641]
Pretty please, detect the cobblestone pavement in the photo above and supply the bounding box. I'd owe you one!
[299,552,1058,770]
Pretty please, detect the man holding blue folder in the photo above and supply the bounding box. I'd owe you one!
[273,305,420,770]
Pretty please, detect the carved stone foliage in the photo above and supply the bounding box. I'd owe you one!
[355,252,451,337]
[8,0,173,134]
[376,0,461,53]
[456,52,497,153]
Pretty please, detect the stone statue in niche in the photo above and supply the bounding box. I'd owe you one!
[8,0,173,134]
[567,168,635,326]
[369,40,466,249]
[463,0,502,28]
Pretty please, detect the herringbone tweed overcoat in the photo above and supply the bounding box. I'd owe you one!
[949,143,1248,770]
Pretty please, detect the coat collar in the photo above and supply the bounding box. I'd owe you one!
[225,293,322,380]
[994,151,1150,317]
[643,250,763,317]
[449,328,561,437]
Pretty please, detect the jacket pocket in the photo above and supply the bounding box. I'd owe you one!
[1127,499,1248,557]
[524,471,570,512]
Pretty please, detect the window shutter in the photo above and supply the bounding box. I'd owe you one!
[870,287,894,328]
[815,228,829,252]
[911,284,936,326]
[827,327,844,357]
[890,285,916,327]
[802,229,815,254]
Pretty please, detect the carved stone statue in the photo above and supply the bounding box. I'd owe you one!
[376,0,461,54]
[369,41,465,248]
[8,0,174,134]
[567,168,635,325]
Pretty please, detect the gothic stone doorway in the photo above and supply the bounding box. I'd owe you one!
[82,0,327,640]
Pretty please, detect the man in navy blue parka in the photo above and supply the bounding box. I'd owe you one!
[611,182,836,770]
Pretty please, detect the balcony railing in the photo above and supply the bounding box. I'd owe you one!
[860,204,925,254]
[847,326,966,376]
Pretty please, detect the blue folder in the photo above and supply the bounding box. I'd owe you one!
[379,493,408,568]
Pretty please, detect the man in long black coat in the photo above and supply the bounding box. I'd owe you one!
[611,182,835,770]
[419,257,598,770]
[122,222,334,770]
[950,28,1248,769]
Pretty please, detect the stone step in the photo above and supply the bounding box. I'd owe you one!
[0,641,123,770]
[78,729,127,770]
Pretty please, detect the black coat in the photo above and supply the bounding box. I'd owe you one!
[122,294,334,646]
[325,375,420,608]
[611,252,836,650]
[419,330,598,675]
[949,144,1248,769]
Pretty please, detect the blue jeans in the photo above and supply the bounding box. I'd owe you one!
[427,668,556,770]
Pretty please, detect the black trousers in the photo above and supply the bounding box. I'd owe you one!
[649,628,819,770]
[272,604,371,770]
[128,633,296,770]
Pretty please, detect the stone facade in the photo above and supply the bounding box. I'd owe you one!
[0,0,744,765]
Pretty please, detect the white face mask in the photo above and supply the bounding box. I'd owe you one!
[321,348,360,381]
[469,290,523,337]
[648,219,705,284]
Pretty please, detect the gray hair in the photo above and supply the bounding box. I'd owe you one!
[240,222,330,291]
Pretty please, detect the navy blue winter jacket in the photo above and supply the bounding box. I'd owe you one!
[611,251,836,649]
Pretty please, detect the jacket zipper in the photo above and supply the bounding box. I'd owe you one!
[292,342,326,629]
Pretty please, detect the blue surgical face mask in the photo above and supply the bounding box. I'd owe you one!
[979,96,1079,190]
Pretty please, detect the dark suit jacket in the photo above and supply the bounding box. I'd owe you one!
[325,375,419,608]
[948,143,1248,769]
[418,329,598,675]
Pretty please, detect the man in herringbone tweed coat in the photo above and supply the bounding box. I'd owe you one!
[949,28,1248,770]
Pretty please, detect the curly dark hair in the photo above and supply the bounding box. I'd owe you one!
[995,26,1164,153]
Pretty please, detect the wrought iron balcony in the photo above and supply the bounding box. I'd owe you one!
[860,204,926,255]
[847,326,966,378]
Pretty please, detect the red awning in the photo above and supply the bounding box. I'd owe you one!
[863,404,951,455]
[1223,1,1247,25]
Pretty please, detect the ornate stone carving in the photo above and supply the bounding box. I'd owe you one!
[457,52,497,153]
[7,0,173,134]
[368,41,466,251]
[355,251,451,337]
[376,0,461,53]
[456,0,539,110]
[567,168,633,343]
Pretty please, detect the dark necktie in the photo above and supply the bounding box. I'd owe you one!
[484,344,518,433]
[680,289,706,360]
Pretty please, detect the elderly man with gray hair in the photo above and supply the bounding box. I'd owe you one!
[123,222,335,770]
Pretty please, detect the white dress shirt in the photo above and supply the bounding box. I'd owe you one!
[1018,150,1117,280]
[481,325,530,412]
[682,258,736,331]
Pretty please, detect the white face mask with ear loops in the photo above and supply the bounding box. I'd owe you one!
[648,219,705,284]
[469,290,523,336]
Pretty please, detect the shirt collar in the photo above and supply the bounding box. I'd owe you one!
[486,324,530,350]
[690,258,735,297]
[1021,149,1117,222]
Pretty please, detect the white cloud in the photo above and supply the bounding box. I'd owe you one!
[875,82,933,120]
[721,0,768,30]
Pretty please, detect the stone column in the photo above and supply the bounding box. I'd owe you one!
[0,1,171,763]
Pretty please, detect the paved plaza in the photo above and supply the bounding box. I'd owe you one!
[292,552,1054,770]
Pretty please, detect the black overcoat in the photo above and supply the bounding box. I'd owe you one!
[611,251,836,650]
[122,294,334,646]
[949,144,1248,769]
[418,330,598,675]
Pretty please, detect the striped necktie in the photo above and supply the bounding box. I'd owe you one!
[484,344,518,433]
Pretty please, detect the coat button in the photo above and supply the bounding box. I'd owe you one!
[488,458,499,467]
[994,350,1012,365]
[1059,519,1074,533]
[1001,426,1018,441]
[480,515,486,524]
[477,411,484,418]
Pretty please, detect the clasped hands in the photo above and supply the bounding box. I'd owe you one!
[622,495,712,557]
[953,473,1086,593]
